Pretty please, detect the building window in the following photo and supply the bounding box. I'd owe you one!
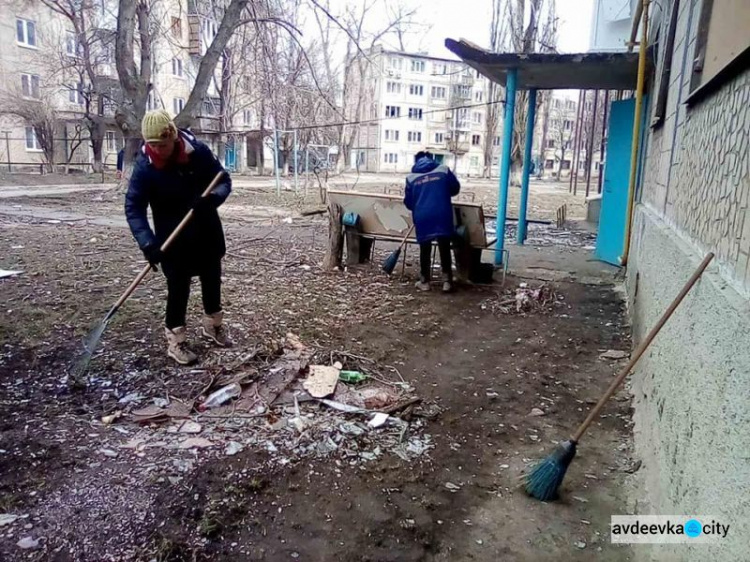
[243,110,252,125]
[411,60,425,73]
[561,160,571,170]
[433,62,448,75]
[21,74,40,99]
[171,17,182,38]
[408,108,423,120]
[431,86,446,99]
[16,18,36,47]
[385,105,401,118]
[474,91,483,102]
[453,84,471,98]
[471,134,481,146]
[66,31,81,57]
[564,119,573,130]
[172,58,183,77]
[565,100,575,110]
[472,112,482,124]
[105,131,118,152]
[545,159,555,169]
[25,127,41,151]
[434,132,444,144]
[68,83,84,105]
[202,96,220,116]
[384,153,398,164]
[384,129,399,141]
[409,84,423,96]
[546,139,555,148]
[388,57,403,70]
[470,156,479,167]
[564,140,572,150]
[173,97,185,114]
[407,131,422,143]
[493,135,501,146]
[147,91,157,111]
[553,99,560,109]
[386,81,401,94]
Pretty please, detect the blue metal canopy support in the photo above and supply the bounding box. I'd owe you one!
[495,68,517,265]
[518,88,537,245]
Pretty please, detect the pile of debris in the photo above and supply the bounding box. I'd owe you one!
[481,282,560,315]
[102,334,436,466]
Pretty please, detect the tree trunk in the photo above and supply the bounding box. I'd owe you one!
[324,203,343,270]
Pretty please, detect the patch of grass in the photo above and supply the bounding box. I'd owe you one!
[198,512,223,539]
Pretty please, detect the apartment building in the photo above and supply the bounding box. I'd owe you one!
[0,0,251,172]
[534,90,603,180]
[349,47,496,176]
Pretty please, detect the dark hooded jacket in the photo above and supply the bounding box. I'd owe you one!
[124,129,231,274]
[404,157,461,243]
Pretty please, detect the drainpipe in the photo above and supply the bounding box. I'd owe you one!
[620,0,649,266]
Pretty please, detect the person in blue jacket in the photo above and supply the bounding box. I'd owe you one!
[125,110,232,365]
[404,151,461,292]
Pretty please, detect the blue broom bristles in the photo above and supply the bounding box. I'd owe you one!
[524,440,577,501]
[382,248,402,275]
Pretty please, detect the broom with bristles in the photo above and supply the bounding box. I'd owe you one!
[524,253,714,501]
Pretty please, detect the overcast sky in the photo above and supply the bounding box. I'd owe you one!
[315,0,594,58]
[403,0,594,57]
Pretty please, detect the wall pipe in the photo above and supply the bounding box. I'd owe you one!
[620,0,650,265]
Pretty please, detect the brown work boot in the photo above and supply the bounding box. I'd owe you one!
[202,311,231,347]
[165,326,197,365]
[442,273,454,293]
[415,278,431,292]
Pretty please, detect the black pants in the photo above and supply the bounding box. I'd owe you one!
[419,237,452,281]
[165,260,222,329]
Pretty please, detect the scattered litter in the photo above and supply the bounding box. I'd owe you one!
[574,541,587,549]
[476,539,484,545]
[599,349,629,360]
[100,448,119,458]
[118,392,143,405]
[101,411,123,425]
[367,413,390,428]
[17,537,39,550]
[0,514,20,527]
[444,482,462,492]
[201,383,242,410]
[339,370,367,383]
[529,408,546,416]
[224,441,244,456]
[179,438,214,449]
[481,283,559,315]
[178,421,202,434]
[0,270,22,279]
[303,365,340,398]
[319,399,365,414]
[572,496,589,503]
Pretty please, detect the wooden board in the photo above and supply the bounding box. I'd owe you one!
[327,189,488,248]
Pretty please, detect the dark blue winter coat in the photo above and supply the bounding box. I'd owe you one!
[404,158,461,243]
[125,130,231,274]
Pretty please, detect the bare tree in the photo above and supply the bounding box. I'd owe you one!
[0,90,59,171]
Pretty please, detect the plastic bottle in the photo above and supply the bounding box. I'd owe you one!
[338,370,367,383]
[201,383,242,410]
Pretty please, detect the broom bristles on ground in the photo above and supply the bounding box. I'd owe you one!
[524,440,577,501]
[382,248,402,275]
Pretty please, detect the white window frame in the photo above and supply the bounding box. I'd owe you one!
[409,84,423,96]
[68,83,84,105]
[434,132,444,144]
[243,109,252,125]
[21,73,40,99]
[66,30,81,57]
[388,57,403,70]
[473,112,483,124]
[431,86,446,99]
[410,60,425,73]
[384,153,398,164]
[385,105,400,118]
[25,127,41,151]
[16,18,36,48]
[172,58,183,77]
[173,97,185,114]
[384,129,399,141]
[408,108,423,120]
[386,81,401,94]
[105,131,118,152]
[471,134,481,146]
[407,131,422,143]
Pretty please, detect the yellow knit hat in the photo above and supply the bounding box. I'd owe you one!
[141,109,178,142]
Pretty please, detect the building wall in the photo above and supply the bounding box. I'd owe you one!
[589,0,636,52]
[625,0,750,558]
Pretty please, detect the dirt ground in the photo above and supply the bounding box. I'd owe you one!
[0,177,634,562]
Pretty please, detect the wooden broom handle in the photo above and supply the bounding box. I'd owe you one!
[398,225,414,249]
[572,252,714,442]
[109,171,225,313]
